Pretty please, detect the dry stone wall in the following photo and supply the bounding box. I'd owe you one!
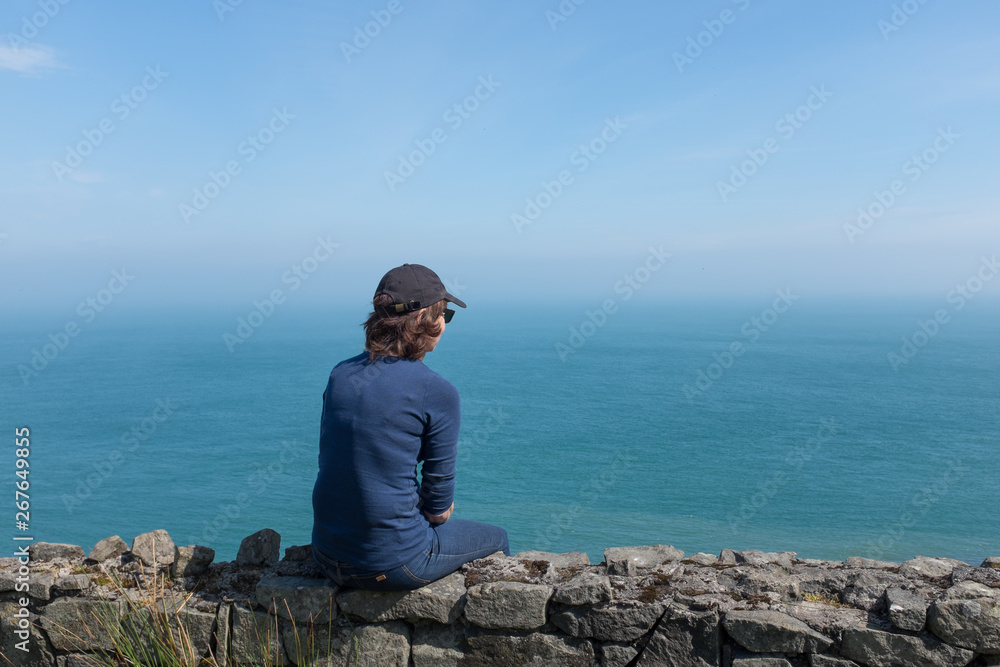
[1,528,999,666]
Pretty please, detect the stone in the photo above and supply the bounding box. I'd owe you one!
[120,596,216,659]
[926,585,1000,653]
[899,556,966,580]
[463,630,595,666]
[28,572,56,601]
[552,572,612,606]
[28,542,85,561]
[732,656,793,667]
[736,550,797,568]
[982,557,1000,569]
[723,609,833,654]
[551,601,664,642]
[514,550,590,567]
[781,602,867,639]
[736,571,799,600]
[53,574,91,591]
[605,545,684,576]
[687,552,720,565]
[213,603,231,667]
[810,656,861,667]
[411,621,467,666]
[237,528,281,567]
[172,544,215,578]
[231,604,287,665]
[131,529,177,566]
[336,571,465,624]
[884,586,927,631]
[845,556,900,570]
[840,624,975,667]
[720,549,740,565]
[637,603,720,667]
[842,570,905,610]
[40,597,122,651]
[281,620,410,667]
[0,601,56,667]
[88,535,128,562]
[256,575,337,623]
[283,544,313,561]
[602,642,639,667]
[464,581,551,630]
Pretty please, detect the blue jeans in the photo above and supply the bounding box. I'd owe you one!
[312,518,510,591]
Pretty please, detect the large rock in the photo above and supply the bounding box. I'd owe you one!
[172,545,215,578]
[28,542,85,561]
[842,570,905,610]
[231,604,287,665]
[39,598,122,651]
[283,544,313,561]
[605,545,684,576]
[463,630,595,666]
[131,529,177,566]
[926,581,1000,653]
[514,550,590,567]
[899,556,966,580]
[88,535,128,562]
[736,550,797,568]
[464,582,551,630]
[840,624,975,667]
[637,603,720,666]
[337,571,464,624]
[781,602,867,639]
[214,603,231,667]
[723,609,832,654]
[810,656,861,667]
[28,572,56,601]
[120,597,216,659]
[982,557,1000,569]
[281,620,410,667]
[237,528,281,567]
[553,572,612,606]
[0,601,56,667]
[602,642,639,667]
[845,557,900,570]
[53,574,91,591]
[257,575,337,623]
[411,621,467,666]
[884,587,927,631]
[551,601,664,642]
[732,657,792,667]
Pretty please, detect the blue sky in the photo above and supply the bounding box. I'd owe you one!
[2,0,999,312]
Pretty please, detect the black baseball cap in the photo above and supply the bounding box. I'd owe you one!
[373,263,467,316]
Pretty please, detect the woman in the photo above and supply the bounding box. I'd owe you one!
[311,263,510,590]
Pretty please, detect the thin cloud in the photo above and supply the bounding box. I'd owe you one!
[0,44,61,74]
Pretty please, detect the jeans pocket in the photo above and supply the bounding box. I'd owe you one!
[349,571,390,591]
[401,564,431,586]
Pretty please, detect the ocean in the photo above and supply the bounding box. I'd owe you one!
[3,297,998,565]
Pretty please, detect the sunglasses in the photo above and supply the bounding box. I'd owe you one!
[443,308,455,324]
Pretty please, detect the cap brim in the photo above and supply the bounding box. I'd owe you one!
[445,293,467,308]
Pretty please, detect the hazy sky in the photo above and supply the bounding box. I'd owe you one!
[2,0,999,312]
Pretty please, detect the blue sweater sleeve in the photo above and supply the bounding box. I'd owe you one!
[418,378,460,515]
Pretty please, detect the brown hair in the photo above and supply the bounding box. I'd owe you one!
[363,293,447,362]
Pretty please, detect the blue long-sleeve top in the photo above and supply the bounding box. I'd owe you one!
[311,351,459,571]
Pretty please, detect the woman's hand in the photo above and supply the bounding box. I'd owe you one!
[424,502,454,525]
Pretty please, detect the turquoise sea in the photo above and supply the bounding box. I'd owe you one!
[3,298,998,565]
